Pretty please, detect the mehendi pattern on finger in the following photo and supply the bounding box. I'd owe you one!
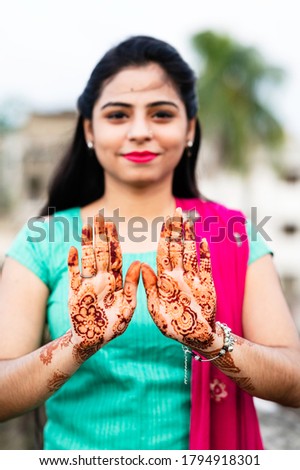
[68,248,82,292]
[107,224,123,291]
[183,219,199,276]
[94,214,109,271]
[197,238,217,329]
[47,370,70,393]
[169,213,183,269]
[157,222,172,275]
[81,225,96,276]
[81,245,96,275]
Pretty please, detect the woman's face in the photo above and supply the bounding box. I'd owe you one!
[84,63,195,189]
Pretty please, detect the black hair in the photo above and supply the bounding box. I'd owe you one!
[40,35,202,216]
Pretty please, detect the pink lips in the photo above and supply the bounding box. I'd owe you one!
[123,151,159,163]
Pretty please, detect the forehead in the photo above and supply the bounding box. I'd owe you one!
[98,63,182,104]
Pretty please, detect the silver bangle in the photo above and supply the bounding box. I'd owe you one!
[183,321,235,363]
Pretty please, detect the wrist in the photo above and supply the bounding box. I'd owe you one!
[70,331,103,364]
[185,322,235,363]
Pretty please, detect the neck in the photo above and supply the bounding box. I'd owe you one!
[81,177,179,253]
[96,177,177,220]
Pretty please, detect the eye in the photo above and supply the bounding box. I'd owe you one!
[152,110,174,120]
[106,111,129,120]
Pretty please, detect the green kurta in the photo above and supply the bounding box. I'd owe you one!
[6,207,272,449]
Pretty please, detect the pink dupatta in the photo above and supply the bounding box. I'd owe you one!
[176,198,263,450]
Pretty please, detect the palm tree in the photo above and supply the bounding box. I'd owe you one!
[192,30,285,173]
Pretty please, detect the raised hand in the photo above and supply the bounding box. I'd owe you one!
[141,207,217,353]
[68,213,141,362]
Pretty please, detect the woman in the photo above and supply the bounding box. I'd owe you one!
[0,35,299,450]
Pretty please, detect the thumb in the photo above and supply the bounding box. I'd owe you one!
[141,262,159,302]
[141,263,157,292]
[123,261,141,308]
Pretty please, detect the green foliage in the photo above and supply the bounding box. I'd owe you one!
[192,30,286,172]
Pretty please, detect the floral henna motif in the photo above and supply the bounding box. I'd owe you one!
[154,272,214,346]
[171,306,197,335]
[157,274,180,301]
[69,283,108,348]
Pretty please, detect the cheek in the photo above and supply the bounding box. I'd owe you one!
[94,123,125,148]
[159,125,187,151]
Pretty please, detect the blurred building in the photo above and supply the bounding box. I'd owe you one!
[0,111,77,264]
[199,135,300,329]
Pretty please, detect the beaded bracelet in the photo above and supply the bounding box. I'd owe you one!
[182,321,235,363]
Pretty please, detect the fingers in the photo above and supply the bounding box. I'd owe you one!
[198,237,216,329]
[94,213,109,272]
[169,207,183,270]
[157,219,172,275]
[183,219,199,276]
[199,238,212,275]
[81,224,96,278]
[68,246,81,292]
[106,221,123,291]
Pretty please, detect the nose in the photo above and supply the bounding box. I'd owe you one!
[127,117,153,142]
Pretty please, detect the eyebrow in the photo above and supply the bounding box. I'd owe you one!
[100,100,179,110]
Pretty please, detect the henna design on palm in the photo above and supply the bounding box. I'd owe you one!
[142,207,217,352]
[68,213,141,363]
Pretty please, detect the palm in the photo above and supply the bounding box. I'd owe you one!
[142,209,217,352]
[67,215,140,362]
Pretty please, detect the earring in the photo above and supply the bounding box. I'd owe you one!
[186,140,193,158]
[87,141,94,149]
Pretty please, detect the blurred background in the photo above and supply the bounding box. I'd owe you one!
[0,0,300,450]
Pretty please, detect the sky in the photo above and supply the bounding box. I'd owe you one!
[1,0,300,136]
